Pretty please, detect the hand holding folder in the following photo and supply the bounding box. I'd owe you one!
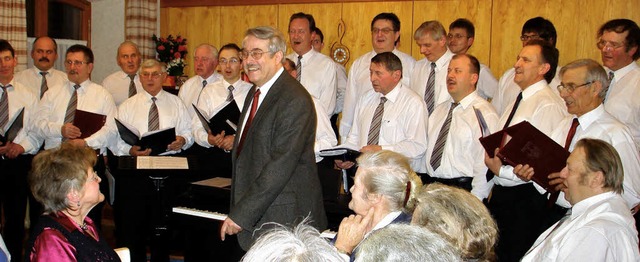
[193,101,240,136]
[115,118,176,156]
[73,109,107,139]
[478,121,569,193]
[319,147,362,163]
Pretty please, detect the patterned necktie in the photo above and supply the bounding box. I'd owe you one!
[227,85,235,102]
[64,85,80,124]
[128,74,137,97]
[237,88,261,155]
[197,80,207,105]
[608,71,615,82]
[424,62,436,114]
[296,55,302,81]
[0,85,9,129]
[148,97,159,131]
[605,71,615,101]
[367,97,387,145]
[39,71,49,98]
[430,102,459,171]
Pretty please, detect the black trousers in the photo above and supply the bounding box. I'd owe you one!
[487,183,558,262]
[419,174,473,192]
[0,154,32,261]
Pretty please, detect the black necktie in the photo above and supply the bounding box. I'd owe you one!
[487,92,523,181]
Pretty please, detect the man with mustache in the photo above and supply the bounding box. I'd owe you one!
[422,54,499,200]
[102,41,143,106]
[340,13,415,142]
[32,44,117,231]
[15,36,67,99]
[178,44,222,118]
[286,12,338,116]
[220,26,326,252]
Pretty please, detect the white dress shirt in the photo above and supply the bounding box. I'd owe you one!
[493,80,567,190]
[113,90,193,156]
[551,105,640,208]
[334,63,347,115]
[340,49,415,141]
[341,83,428,171]
[477,63,498,100]
[178,72,222,117]
[34,80,117,152]
[0,80,41,154]
[492,67,562,115]
[604,62,640,151]
[313,97,338,163]
[424,91,499,199]
[193,78,252,148]
[409,49,455,114]
[237,68,283,140]
[522,192,639,262]
[14,67,67,98]
[101,70,144,106]
[286,49,338,115]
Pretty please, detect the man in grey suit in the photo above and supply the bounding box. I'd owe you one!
[220,26,327,250]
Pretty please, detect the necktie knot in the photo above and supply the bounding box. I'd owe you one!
[226,85,235,102]
[40,71,48,77]
[152,97,157,102]
[430,62,436,69]
[608,71,615,81]
[228,85,235,92]
[380,97,388,104]
[451,102,459,108]
[202,80,207,88]
[128,74,135,80]
[73,84,81,90]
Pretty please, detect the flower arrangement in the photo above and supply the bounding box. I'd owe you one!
[152,34,188,76]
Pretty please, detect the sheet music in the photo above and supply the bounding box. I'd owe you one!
[136,156,189,169]
[192,177,232,188]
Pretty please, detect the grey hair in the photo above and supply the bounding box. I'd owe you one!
[412,183,498,261]
[355,224,462,262]
[414,20,447,41]
[195,43,219,58]
[241,217,342,262]
[356,150,423,213]
[140,59,166,73]
[559,58,609,100]
[243,26,287,63]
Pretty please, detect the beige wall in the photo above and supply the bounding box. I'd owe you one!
[161,0,640,79]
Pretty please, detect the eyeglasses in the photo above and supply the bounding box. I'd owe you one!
[447,33,468,40]
[371,28,395,35]
[240,49,271,60]
[520,34,541,42]
[65,60,90,66]
[557,81,594,94]
[139,72,165,79]
[597,40,626,51]
[219,58,240,65]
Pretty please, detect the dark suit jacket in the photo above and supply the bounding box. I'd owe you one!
[229,70,327,250]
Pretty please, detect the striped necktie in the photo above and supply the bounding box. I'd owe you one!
[430,102,459,171]
[424,62,436,114]
[39,71,49,98]
[148,97,159,131]
[367,97,387,145]
[128,74,137,97]
[64,84,80,124]
[0,85,10,129]
[296,55,302,81]
[227,85,235,102]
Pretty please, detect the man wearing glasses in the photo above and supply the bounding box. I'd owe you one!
[492,17,563,115]
[286,12,338,117]
[220,26,326,252]
[409,20,454,117]
[447,18,498,101]
[597,19,640,152]
[193,43,252,178]
[33,44,117,230]
[101,41,143,106]
[340,12,415,142]
[178,44,222,118]
[111,59,192,261]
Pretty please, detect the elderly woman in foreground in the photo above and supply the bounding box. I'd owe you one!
[332,150,423,260]
[413,183,498,261]
[25,144,120,262]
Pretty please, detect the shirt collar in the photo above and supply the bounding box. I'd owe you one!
[200,72,222,85]
[571,191,618,218]
[256,67,285,97]
[142,88,167,100]
[379,82,402,103]
[370,211,402,233]
[608,62,639,80]
[457,91,480,110]
[576,104,605,131]
[521,80,548,100]
[293,48,317,61]
[430,49,455,70]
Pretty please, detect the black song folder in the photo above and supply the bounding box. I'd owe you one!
[115,118,176,156]
[193,100,240,136]
[319,147,362,162]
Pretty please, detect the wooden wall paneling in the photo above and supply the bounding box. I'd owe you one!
[218,4,279,48]
[412,0,492,66]
[180,6,221,76]
[277,3,344,58]
[341,1,414,71]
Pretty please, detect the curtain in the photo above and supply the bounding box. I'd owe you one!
[125,0,157,60]
[0,0,27,71]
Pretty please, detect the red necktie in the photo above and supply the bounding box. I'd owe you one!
[237,88,261,155]
[564,118,580,150]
